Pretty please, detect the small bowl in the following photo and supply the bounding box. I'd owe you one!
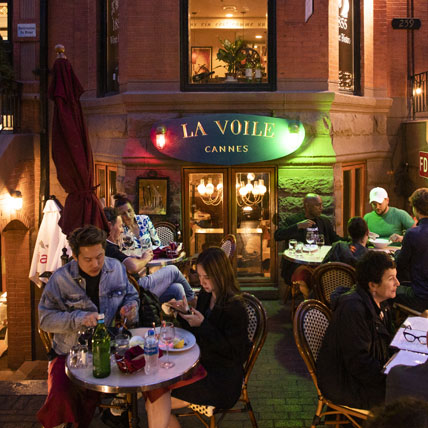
[371,238,390,249]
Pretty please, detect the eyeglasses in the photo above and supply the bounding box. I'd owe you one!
[403,326,427,345]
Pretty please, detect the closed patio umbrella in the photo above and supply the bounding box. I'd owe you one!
[29,198,70,287]
[48,51,108,236]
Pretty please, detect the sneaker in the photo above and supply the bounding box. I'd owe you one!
[101,408,129,428]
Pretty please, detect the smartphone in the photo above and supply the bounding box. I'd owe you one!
[165,303,192,315]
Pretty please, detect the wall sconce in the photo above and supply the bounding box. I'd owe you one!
[155,126,167,150]
[11,190,23,210]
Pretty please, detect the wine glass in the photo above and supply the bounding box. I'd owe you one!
[288,239,297,255]
[317,234,325,251]
[160,322,175,369]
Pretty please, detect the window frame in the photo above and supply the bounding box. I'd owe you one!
[342,162,366,236]
[180,0,277,92]
[95,162,118,207]
[338,0,361,95]
[98,0,119,97]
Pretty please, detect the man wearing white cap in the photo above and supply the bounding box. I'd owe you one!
[363,187,415,243]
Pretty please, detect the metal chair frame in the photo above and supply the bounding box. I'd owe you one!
[177,292,268,428]
[312,262,356,307]
[293,299,369,428]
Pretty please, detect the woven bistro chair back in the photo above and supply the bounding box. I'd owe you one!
[293,299,369,428]
[312,262,356,307]
[154,221,177,246]
[219,234,237,261]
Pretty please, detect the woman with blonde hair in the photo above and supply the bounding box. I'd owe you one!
[145,247,251,428]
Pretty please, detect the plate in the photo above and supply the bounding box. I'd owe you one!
[158,328,196,352]
[303,244,317,252]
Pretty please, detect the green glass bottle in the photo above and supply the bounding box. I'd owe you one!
[92,313,111,378]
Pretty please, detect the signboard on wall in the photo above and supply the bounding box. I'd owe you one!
[338,0,354,91]
[419,151,428,178]
[150,114,305,165]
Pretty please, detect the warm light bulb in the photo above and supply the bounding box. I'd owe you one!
[197,179,206,195]
[216,182,223,191]
[415,87,422,95]
[239,181,248,196]
[247,172,255,181]
[205,178,214,195]
[11,191,23,210]
[259,179,267,195]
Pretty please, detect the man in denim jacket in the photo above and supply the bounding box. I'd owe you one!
[37,225,139,428]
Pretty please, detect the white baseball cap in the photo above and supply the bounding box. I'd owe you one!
[369,187,388,204]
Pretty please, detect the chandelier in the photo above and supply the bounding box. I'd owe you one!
[197,178,223,206]
[236,173,267,207]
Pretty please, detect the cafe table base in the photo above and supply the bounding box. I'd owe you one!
[65,327,200,428]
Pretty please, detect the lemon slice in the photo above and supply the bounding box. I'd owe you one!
[173,338,185,349]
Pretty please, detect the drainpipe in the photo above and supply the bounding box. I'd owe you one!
[39,0,49,223]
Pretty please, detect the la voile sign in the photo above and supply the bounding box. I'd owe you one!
[150,114,305,165]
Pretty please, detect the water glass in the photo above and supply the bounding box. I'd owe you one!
[114,333,130,356]
[69,345,88,368]
[288,239,297,255]
[295,241,304,255]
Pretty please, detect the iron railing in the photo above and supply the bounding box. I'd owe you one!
[0,79,22,132]
[413,71,428,114]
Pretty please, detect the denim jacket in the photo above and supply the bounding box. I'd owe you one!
[38,257,139,356]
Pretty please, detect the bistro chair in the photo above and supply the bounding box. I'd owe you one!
[312,262,356,308]
[177,292,268,428]
[293,299,369,428]
[219,234,237,262]
[154,221,177,246]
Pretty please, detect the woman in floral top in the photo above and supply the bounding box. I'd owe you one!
[114,193,161,255]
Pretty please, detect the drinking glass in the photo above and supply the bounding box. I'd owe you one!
[288,239,297,255]
[160,322,175,369]
[114,334,130,356]
[295,242,304,255]
[317,234,325,251]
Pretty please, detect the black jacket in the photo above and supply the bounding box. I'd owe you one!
[274,212,341,246]
[174,289,251,408]
[322,241,368,267]
[316,286,395,409]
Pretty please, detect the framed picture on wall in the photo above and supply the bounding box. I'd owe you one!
[191,46,212,76]
[137,177,168,215]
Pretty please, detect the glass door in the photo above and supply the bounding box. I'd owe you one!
[232,168,276,284]
[183,167,276,286]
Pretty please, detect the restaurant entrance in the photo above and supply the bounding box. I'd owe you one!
[183,167,277,286]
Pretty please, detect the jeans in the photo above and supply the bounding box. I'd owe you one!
[138,265,194,303]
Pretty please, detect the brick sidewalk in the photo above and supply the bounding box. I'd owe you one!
[0,299,317,428]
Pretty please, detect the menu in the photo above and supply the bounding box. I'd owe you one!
[383,316,428,374]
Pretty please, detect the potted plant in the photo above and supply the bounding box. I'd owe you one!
[216,38,246,82]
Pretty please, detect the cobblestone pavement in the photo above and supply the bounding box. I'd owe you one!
[0,299,318,428]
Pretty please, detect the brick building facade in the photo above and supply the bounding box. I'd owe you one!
[0,0,427,367]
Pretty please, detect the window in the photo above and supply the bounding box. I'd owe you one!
[95,163,117,207]
[181,0,276,91]
[0,1,12,63]
[342,162,365,236]
[99,0,119,96]
[338,0,360,94]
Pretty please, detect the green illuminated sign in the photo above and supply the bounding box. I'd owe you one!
[150,114,305,165]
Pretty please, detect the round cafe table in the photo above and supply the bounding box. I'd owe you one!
[65,327,200,428]
[283,245,332,266]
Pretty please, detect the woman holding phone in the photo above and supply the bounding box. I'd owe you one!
[145,247,251,428]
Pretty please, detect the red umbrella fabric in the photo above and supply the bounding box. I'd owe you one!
[48,57,108,236]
